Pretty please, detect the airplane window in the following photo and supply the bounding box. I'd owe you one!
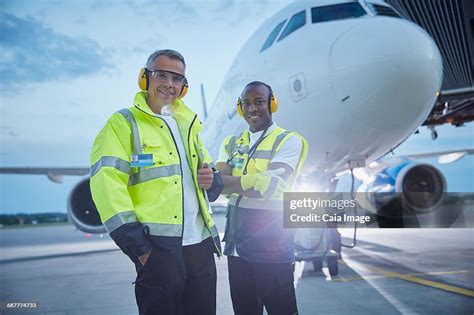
[261,20,287,52]
[311,3,366,23]
[277,10,306,42]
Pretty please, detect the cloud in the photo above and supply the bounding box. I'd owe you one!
[0,13,111,88]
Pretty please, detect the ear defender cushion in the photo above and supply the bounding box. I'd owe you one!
[138,68,147,91]
[270,93,279,113]
[179,79,189,98]
[237,98,243,117]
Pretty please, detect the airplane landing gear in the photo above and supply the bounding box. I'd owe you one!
[429,126,438,140]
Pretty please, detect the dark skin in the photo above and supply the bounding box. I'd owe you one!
[216,84,293,196]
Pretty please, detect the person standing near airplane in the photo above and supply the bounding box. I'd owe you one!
[216,81,308,315]
[90,49,222,315]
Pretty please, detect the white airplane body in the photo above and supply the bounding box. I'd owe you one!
[203,0,443,185]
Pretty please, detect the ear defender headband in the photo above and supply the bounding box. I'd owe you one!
[236,85,278,117]
[138,67,188,99]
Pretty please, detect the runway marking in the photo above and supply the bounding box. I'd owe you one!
[342,245,474,298]
[331,270,470,283]
[343,258,474,297]
[369,267,474,298]
[342,256,414,313]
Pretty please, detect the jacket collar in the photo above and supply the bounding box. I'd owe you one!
[133,91,199,125]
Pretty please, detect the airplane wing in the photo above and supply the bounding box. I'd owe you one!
[404,148,474,164]
[0,167,89,183]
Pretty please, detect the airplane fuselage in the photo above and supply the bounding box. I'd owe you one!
[203,0,443,184]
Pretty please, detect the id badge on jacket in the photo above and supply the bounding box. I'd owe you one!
[130,154,153,167]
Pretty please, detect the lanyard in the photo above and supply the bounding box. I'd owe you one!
[247,126,269,158]
[243,126,270,175]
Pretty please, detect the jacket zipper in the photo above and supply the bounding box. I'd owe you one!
[152,116,184,239]
[188,115,222,256]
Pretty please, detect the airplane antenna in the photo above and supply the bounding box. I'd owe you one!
[200,83,208,120]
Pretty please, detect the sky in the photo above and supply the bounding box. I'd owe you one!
[0,0,473,214]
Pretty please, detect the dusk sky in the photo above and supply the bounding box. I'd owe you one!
[1,0,472,214]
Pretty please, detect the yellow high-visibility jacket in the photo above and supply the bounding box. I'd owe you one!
[222,126,308,263]
[90,91,222,259]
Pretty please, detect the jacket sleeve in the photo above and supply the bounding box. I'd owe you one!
[90,113,152,260]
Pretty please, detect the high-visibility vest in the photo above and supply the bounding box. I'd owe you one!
[90,91,220,253]
[222,126,308,263]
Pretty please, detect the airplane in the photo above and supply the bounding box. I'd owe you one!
[1,0,473,274]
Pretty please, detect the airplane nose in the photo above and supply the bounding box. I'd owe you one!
[329,18,443,130]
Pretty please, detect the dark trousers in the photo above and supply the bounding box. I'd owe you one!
[227,256,298,315]
[134,237,217,315]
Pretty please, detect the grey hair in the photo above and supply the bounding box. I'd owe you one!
[145,49,186,69]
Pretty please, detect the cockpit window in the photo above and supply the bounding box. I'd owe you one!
[260,20,287,52]
[311,3,366,23]
[277,10,306,42]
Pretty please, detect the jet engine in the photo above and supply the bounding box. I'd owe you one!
[68,178,105,233]
[356,159,446,227]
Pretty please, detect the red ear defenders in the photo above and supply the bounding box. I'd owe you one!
[236,89,278,117]
[138,67,188,99]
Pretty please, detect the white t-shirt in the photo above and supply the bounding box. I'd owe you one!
[157,114,210,246]
[217,122,303,256]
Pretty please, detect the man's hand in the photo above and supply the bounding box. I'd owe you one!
[198,163,213,189]
[241,169,286,199]
[138,249,151,266]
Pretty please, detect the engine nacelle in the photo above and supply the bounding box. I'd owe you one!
[68,178,106,233]
[357,160,447,226]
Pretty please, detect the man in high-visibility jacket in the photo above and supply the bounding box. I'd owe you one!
[216,81,308,315]
[90,49,223,315]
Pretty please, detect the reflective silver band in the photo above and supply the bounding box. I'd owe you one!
[90,156,130,177]
[252,150,272,160]
[237,198,283,211]
[271,131,291,157]
[225,136,238,156]
[262,176,280,199]
[129,164,181,186]
[117,108,141,154]
[143,223,182,237]
[104,211,137,233]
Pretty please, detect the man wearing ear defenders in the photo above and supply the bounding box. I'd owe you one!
[90,49,223,315]
[216,82,308,315]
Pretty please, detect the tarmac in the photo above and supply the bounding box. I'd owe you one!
[1,213,473,314]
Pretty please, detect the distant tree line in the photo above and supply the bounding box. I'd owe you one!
[0,213,69,225]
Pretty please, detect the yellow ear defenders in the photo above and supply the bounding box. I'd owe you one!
[236,89,278,117]
[138,67,188,99]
